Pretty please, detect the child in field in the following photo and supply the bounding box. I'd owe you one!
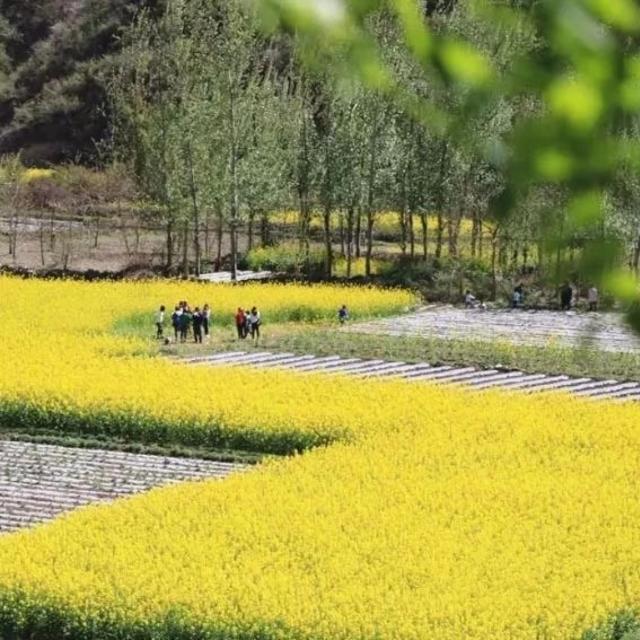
[338,305,349,324]
[155,305,165,339]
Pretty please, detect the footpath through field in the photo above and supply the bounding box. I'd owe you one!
[187,349,640,401]
[0,441,243,533]
[350,305,640,353]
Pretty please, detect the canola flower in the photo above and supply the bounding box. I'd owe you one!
[2,275,640,639]
[0,276,416,452]
[270,209,487,237]
[1,387,640,639]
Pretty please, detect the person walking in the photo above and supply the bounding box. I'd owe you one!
[338,304,349,324]
[235,307,246,340]
[588,285,599,311]
[203,304,211,340]
[171,305,182,342]
[560,282,573,311]
[180,306,192,343]
[192,307,204,344]
[249,306,261,340]
[155,305,166,340]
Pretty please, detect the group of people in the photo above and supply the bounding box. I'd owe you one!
[464,283,600,311]
[560,282,599,311]
[155,301,350,344]
[155,301,212,344]
[234,307,262,340]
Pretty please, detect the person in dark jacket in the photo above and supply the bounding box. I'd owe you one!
[180,307,193,343]
[192,307,204,344]
[171,305,182,341]
[560,282,573,311]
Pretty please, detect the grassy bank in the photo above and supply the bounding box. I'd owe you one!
[162,323,640,383]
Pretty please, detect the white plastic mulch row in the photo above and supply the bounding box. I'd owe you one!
[0,441,243,533]
[350,305,640,353]
[186,351,640,401]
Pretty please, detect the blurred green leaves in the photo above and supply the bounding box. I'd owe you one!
[259,0,640,331]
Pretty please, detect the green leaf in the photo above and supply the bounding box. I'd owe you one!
[547,76,603,131]
[438,40,494,88]
[585,0,640,33]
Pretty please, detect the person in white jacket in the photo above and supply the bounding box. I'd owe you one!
[249,306,261,340]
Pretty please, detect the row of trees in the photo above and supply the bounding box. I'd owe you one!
[111,0,640,284]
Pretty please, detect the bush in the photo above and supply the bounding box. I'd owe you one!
[245,243,325,276]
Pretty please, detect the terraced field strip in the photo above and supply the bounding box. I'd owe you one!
[187,351,640,401]
[0,441,244,533]
[350,305,640,353]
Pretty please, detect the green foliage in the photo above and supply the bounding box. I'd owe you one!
[260,0,640,331]
[245,243,325,275]
[581,610,640,640]
[0,0,155,164]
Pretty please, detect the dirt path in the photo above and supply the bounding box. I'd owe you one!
[350,305,640,353]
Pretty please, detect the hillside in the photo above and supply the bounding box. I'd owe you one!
[0,0,159,165]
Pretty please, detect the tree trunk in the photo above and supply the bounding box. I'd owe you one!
[204,214,211,259]
[420,211,428,261]
[228,71,240,282]
[355,206,362,258]
[491,228,499,301]
[297,114,311,268]
[182,221,189,278]
[633,233,640,273]
[39,211,46,266]
[216,209,223,271]
[186,144,202,277]
[93,211,100,249]
[435,141,448,260]
[323,204,333,278]
[260,211,270,246]
[165,217,174,270]
[247,210,256,252]
[409,210,415,259]
[399,209,407,256]
[346,206,354,278]
[471,210,480,258]
[365,211,374,276]
[365,102,380,276]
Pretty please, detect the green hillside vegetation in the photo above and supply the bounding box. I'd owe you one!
[0,0,161,164]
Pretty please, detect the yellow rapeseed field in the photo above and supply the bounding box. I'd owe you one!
[0,276,416,452]
[2,275,640,639]
[1,386,640,639]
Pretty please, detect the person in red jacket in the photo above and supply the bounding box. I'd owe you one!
[235,307,246,339]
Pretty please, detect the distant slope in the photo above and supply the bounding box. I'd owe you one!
[0,0,160,165]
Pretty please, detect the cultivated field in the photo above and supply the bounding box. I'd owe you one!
[1,276,640,640]
[352,304,640,352]
[0,441,240,533]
